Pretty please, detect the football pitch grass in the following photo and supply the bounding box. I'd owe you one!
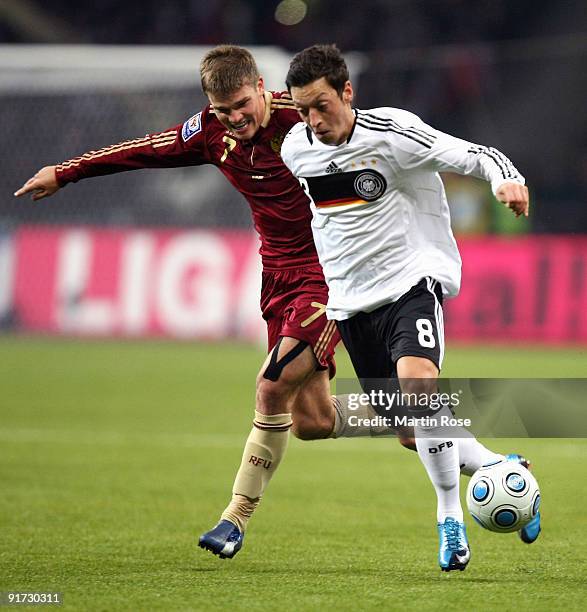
[1,338,586,611]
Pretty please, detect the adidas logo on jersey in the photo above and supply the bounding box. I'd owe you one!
[325,161,342,174]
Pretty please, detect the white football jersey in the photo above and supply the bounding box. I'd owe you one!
[281,107,525,320]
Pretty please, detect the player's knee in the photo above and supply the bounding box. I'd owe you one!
[400,363,438,397]
[255,375,295,412]
[256,377,284,411]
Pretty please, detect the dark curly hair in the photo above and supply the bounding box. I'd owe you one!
[286,44,349,97]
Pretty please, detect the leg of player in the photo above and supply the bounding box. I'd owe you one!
[397,356,470,572]
[290,371,410,442]
[418,403,542,543]
[398,380,540,543]
[390,422,522,477]
[288,368,334,439]
[457,435,504,476]
[198,336,316,558]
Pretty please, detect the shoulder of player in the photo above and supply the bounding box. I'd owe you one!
[176,104,216,145]
[356,106,423,128]
[282,122,308,147]
[280,122,308,164]
[355,107,436,147]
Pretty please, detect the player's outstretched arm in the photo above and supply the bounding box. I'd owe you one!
[14,166,60,201]
[13,113,208,196]
[495,181,530,218]
[374,110,530,220]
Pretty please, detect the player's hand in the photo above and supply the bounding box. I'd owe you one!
[495,181,529,218]
[14,166,60,201]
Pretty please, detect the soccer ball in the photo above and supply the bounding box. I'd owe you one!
[466,460,540,533]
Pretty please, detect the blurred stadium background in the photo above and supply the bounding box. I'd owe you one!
[1,1,586,610]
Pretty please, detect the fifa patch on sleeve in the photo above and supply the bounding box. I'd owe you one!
[182,112,202,142]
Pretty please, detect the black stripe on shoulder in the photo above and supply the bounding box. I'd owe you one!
[358,111,436,144]
[356,120,433,148]
[305,126,313,144]
[357,114,436,145]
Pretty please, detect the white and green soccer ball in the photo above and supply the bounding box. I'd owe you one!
[466,460,541,533]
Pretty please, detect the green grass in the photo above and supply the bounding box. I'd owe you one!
[1,338,586,611]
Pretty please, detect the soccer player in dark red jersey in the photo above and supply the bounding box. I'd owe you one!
[15,45,403,559]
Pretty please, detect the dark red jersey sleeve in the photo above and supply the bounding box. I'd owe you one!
[55,108,212,186]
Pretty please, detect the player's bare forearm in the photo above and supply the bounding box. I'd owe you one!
[495,181,530,218]
[14,166,60,201]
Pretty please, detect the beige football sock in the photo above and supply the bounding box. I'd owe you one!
[221,411,292,532]
[330,394,394,438]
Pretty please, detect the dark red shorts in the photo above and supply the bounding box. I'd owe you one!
[260,264,340,377]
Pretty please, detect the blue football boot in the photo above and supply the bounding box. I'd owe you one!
[504,452,531,470]
[198,519,244,559]
[505,453,541,544]
[437,517,471,572]
[519,511,541,544]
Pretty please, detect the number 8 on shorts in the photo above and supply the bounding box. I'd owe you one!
[416,318,436,348]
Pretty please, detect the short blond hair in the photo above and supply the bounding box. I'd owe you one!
[200,45,259,98]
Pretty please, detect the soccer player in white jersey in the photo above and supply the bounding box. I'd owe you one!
[282,44,539,571]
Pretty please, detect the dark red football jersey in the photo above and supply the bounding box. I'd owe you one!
[55,91,317,270]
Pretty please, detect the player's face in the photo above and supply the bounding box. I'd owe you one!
[208,78,267,141]
[290,77,355,146]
